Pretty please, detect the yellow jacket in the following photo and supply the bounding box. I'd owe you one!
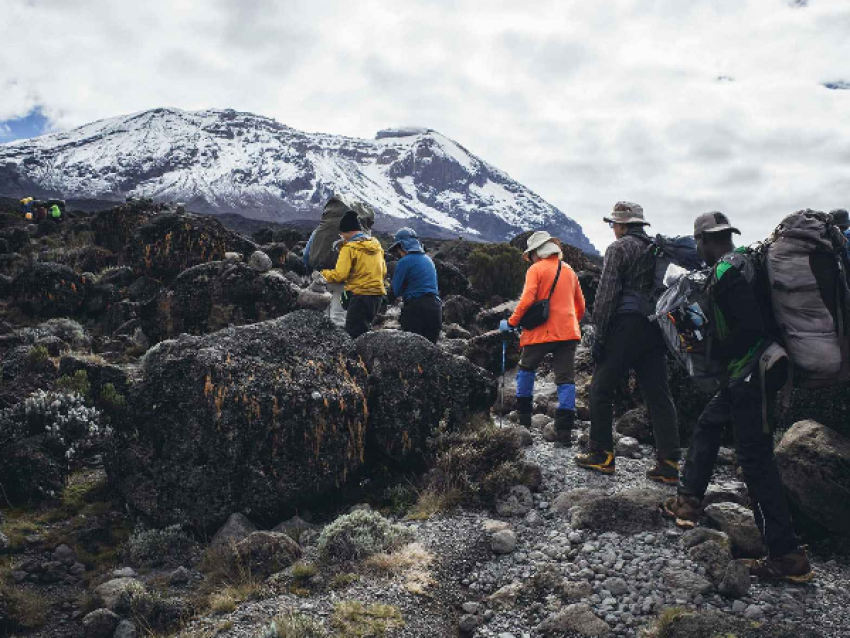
[321,235,387,296]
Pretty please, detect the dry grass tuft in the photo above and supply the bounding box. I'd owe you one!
[331,601,404,637]
[363,542,436,596]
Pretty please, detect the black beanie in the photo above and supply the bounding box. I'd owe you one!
[339,210,362,232]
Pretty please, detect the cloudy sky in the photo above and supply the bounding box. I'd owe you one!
[2,0,849,250]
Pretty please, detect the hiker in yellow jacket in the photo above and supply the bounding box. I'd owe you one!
[320,210,387,339]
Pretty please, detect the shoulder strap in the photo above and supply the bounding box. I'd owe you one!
[547,260,563,300]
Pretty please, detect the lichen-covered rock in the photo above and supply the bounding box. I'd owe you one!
[775,420,850,535]
[433,258,470,298]
[229,531,302,578]
[124,213,257,283]
[106,311,368,530]
[571,488,667,533]
[442,294,482,328]
[614,407,652,443]
[11,262,89,317]
[537,603,610,637]
[82,608,120,638]
[474,300,518,332]
[464,329,521,376]
[353,330,496,465]
[91,204,158,254]
[703,502,766,558]
[688,540,733,584]
[210,513,257,549]
[142,262,300,343]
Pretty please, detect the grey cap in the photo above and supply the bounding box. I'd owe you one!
[694,211,740,237]
[603,201,650,226]
[830,208,849,229]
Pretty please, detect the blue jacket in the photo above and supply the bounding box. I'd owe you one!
[392,252,439,302]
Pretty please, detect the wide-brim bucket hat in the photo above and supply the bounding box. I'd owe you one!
[522,230,555,261]
[603,201,650,226]
[389,227,424,253]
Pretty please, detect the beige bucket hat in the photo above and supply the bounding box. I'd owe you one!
[603,201,650,226]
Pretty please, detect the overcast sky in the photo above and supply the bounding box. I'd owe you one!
[2,0,849,250]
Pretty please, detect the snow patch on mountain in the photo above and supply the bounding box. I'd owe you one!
[0,107,596,252]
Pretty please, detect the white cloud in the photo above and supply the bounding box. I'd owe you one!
[1,0,849,250]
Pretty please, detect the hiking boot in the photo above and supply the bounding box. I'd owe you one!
[744,548,814,584]
[662,494,702,529]
[646,458,680,485]
[574,449,615,474]
[554,408,575,446]
[517,396,533,428]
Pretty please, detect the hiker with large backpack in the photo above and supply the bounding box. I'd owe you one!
[663,211,813,583]
[575,202,682,483]
[498,231,585,444]
[832,209,850,259]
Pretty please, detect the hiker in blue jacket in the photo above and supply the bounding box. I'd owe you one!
[389,228,442,344]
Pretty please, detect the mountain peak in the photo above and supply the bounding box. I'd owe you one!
[0,108,595,252]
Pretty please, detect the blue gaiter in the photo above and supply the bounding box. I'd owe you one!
[557,383,576,411]
[516,369,536,398]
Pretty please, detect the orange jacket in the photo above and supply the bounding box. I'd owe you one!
[508,255,585,347]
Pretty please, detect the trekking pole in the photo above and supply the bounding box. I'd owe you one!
[499,335,507,428]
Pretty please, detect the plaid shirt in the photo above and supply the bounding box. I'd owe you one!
[593,228,655,345]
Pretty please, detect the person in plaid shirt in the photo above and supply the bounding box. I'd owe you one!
[575,202,680,483]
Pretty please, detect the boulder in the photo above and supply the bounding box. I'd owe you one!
[552,488,607,517]
[614,407,652,443]
[91,204,158,254]
[464,329,521,376]
[58,354,130,398]
[537,603,610,637]
[124,212,257,283]
[775,420,850,535]
[142,262,300,343]
[442,295,482,328]
[106,311,369,530]
[354,330,496,464]
[210,513,257,549]
[490,529,517,554]
[229,531,302,579]
[11,262,89,317]
[718,560,751,599]
[681,528,729,550]
[495,485,534,517]
[688,540,732,584]
[94,577,143,610]
[0,435,67,505]
[82,609,120,638]
[703,502,766,558]
[475,301,518,332]
[113,620,139,638]
[248,250,273,272]
[663,568,714,597]
[571,488,667,533]
[778,383,850,440]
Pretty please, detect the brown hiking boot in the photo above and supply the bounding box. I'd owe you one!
[662,494,702,529]
[646,459,680,485]
[574,449,615,474]
[745,548,814,584]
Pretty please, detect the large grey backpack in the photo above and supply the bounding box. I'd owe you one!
[764,209,850,387]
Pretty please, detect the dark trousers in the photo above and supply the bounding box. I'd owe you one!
[679,376,800,557]
[345,294,382,340]
[590,314,679,459]
[400,294,442,344]
[519,340,578,385]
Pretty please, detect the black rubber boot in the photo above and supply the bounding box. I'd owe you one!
[554,408,575,446]
[517,396,533,427]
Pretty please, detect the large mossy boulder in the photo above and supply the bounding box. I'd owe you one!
[91,204,158,254]
[124,213,257,283]
[141,261,300,343]
[11,262,90,317]
[776,420,850,535]
[354,330,496,465]
[106,311,368,530]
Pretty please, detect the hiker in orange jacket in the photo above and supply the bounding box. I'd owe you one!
[500,231,585,445]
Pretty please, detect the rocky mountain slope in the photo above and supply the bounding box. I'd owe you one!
[0,108,595,251]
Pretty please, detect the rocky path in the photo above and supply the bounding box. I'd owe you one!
[188,416,850,638]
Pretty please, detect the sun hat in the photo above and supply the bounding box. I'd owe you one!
[389,227,424,253]
[603,201,650,226]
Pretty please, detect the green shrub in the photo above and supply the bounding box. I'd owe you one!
[317,510,413,563]
[114,583,192,633]
[99,383,126,409]
[56,370,91,401]
[467,243,526,301]
[25,345,51,369]
[126,524,198,568]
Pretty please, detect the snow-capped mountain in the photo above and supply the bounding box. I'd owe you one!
[0,108,595,251]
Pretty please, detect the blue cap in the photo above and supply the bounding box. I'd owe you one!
[389,227,424,253]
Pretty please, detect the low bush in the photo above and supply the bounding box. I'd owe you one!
[114,583,192,633]
[317,510,413,564]
[55,370,92,401]
[125,524,199,568]
[467,243,526,301]
[0,583,49,631]
[257,610,326,638]
[25,345,51,370]
[331,601,403,637]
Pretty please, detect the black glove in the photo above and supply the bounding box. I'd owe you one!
[591,341,604,363]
